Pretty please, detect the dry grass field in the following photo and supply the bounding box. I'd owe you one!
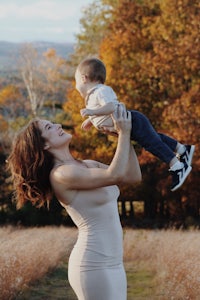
[123,229,200,299]
[0,226,200,300]
[0,226,77,300]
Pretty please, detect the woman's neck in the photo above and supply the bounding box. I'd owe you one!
[53,147,76,166]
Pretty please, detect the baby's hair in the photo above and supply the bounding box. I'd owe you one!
[77,57,106,84]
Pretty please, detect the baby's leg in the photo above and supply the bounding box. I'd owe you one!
[130,110,176,164]
[130,110,193,191]
[158,133,177,152]
[159,133,195,166]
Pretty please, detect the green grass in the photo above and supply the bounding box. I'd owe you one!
[126,263,158,299]
[15,260,77,300]
[16,260,157,300]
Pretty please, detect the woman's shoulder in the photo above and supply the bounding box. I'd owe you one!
[50,163,77,186]
[83,159,108,169]
[49,166,78,206]
[50,160,94,183]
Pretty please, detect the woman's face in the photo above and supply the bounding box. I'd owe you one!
[38,120,72,149]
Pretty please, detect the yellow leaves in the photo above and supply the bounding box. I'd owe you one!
[0,115,8,131]
[162,82,200,144]
[63,0,200,168]
[0,85,21,105]
[43,48,56,58]
[98,0,200,135]
[43,48,66,68]
[64,88,82,112]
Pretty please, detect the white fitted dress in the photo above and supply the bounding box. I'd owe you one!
[63,185,127,300]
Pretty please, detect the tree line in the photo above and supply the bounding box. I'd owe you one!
[0,0,199,228]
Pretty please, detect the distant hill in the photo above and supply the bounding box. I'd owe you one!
[0,41,74,72]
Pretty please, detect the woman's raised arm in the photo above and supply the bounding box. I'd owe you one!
[51,105,134,190]
[122,142,142,184]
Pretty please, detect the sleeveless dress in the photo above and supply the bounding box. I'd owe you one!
[62,185,127,300]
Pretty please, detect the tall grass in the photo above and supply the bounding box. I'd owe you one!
[1,226,200,299]
[123,229,200,299]
[0,226,77,300]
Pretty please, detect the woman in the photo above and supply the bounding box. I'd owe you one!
[7,104,141,300]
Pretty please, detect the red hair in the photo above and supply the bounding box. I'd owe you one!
[7,118,55,209]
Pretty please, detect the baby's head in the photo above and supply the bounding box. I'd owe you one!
[77,57,106,84]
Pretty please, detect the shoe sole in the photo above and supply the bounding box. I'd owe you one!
[187,145,195,166]
[171,165,192,192]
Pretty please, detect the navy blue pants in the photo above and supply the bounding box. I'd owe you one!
[130,110,177,164]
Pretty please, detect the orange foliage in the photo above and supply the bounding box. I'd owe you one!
[0,115,8,132]
[0,85,21,106]
[100,0,199,122]
[62,0,199,222]
[98,0,200,217]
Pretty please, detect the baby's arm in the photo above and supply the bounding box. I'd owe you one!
[80,102,116,117]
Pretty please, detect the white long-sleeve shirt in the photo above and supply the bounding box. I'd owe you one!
[85,84,119,131]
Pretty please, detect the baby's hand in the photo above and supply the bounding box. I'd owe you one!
[81,119,93,131]
[80,108,93,117]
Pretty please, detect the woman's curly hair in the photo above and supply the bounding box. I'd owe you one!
[7,118,55,209]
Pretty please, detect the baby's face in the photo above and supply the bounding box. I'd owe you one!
[75,69,88,98]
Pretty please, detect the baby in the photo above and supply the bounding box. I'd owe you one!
[75,57,195,192]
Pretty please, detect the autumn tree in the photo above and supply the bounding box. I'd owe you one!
[0,84,27,117]
[64,0,118,163]
[0,44,72,225]
[98,0,200,224]
[63,0,200,226]
[18,43,69,117]
[71,0,118,63]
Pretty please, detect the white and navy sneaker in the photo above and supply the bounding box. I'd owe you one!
[170,163,192,192]
[180,145,195,166]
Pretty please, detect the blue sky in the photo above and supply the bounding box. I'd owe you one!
[0,0,94,43]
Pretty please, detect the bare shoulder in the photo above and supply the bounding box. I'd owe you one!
[50,159,111,191]
[50,163,82,184]
[50,165,79,205]
[83,159,108,169]
[50,161,96,189]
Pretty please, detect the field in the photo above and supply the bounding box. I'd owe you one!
[0,226,200,300]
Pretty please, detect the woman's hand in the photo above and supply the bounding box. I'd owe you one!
[51,103,140,192]
[111,103,131,134]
